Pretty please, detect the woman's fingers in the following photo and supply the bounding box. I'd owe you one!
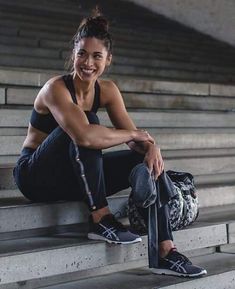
[133,130,155,143]
[153,151,164,179]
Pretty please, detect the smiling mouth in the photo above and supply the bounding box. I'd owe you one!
[80,68,95,75]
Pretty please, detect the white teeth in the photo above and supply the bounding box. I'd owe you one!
[81,68,94,74]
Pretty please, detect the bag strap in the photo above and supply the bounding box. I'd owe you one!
[148,203,158,268]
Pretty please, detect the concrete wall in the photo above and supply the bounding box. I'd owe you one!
[127,0,235,47]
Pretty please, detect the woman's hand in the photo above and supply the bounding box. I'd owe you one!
[132,129,155,144]
[144,143,164,179]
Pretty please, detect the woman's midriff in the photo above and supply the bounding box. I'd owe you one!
[22,125,48,150]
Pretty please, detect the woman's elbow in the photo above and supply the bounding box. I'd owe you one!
[73,135,91,148]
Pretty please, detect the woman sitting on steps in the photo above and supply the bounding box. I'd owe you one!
[13,9,206,278]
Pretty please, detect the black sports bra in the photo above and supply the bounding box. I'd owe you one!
[30,74,100,134]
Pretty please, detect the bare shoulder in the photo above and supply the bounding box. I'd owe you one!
[98,79,119,92]
[98,79,122,107]
[35,75,70,111]
[43,75,66,94]
[39,75,70,101]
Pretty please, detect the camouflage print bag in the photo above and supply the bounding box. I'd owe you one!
[127,170,199,233]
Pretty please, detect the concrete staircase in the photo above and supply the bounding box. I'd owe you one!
[0,0,235,288]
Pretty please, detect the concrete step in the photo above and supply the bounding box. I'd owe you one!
[1,181,235,209]
[2,109,235,129]
[0,189,22,198]
[37,253,235,289]
[2,147,235,186]
[0,127,27,137]
[1,40,235,76]
[0,54,64,71]
[2,85,235,112]
[0,0,227,47]
[2,127,235,137]
[0,0,86,18]
[1,31,234,70]
[4,168,235,190]
[109,65,235,83]
[0,44,60,59]
[0,179,235,210]
[2,151,235,189]
[1,55,235,83]
[0,141,235,189]
[1,67,235,96]
[197,185,235,208]
[112,55,235,75]
[2,76,235,112]
[0,186,234,234]
[3,132,235,155]
[66,46,235,69]
[122,92,235,111]
[1,6,235,60]
[0,217,229,286]
[0,34,40,48]
[0,67,56,86]
[0,10,226,49]
[99,110,235,128]
[199,204,235,244]
[0,195,126,234]
[1,20,235,66]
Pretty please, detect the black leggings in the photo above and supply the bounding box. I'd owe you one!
[13,112,173,241]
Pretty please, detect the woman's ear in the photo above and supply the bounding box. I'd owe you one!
[106,53,112,66]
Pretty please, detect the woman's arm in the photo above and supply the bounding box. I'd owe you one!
[41,78,153,149]
[102,80,164,178]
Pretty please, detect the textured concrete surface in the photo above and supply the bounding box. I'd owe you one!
[228,222,235,244]
[3,109,235,129]
[0,195,126,232]
[0,222,228,285]
[210,83,235,97]
[128,0,235,47]
[197,185,235,208]
[39,253,235,289]
[0,68,235,97]
[0,68,55,86]
[0,88,4,104]
[7,87,40,105]
[3,133,235,155]
[2,155,235,189]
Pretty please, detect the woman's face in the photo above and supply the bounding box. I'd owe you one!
[73,37,112,82]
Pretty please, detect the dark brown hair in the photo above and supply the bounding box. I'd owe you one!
[65,8,112,71]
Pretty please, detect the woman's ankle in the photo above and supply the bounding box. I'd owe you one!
[159,240,175,258]
[91,206,111,223]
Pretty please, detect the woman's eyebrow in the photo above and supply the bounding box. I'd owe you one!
[76,49,103,54]
[77,48,86,52]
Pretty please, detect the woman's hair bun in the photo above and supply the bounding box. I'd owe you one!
[73,6,112,54]
[80,6,109,32]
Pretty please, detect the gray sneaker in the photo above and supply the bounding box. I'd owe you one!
[152,249,207,277]
[88,214,142,244]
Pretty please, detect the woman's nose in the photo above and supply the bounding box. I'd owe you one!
[84,55,93,66]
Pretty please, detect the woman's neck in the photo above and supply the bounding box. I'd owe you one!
[72,73,96,99]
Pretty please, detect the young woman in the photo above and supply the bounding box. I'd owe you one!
[13,12,206,277]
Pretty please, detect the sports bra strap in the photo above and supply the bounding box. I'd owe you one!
[62,74,100,113]
[62,74,77,104]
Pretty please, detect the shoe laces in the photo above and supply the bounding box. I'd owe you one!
[101,214,127,232]
[168,249,192,265]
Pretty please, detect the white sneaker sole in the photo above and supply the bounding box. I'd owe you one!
[151,268,207,278]
[88,233,142,245]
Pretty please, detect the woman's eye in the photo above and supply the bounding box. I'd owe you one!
[94,54,102,60]
[76,51,85,57]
